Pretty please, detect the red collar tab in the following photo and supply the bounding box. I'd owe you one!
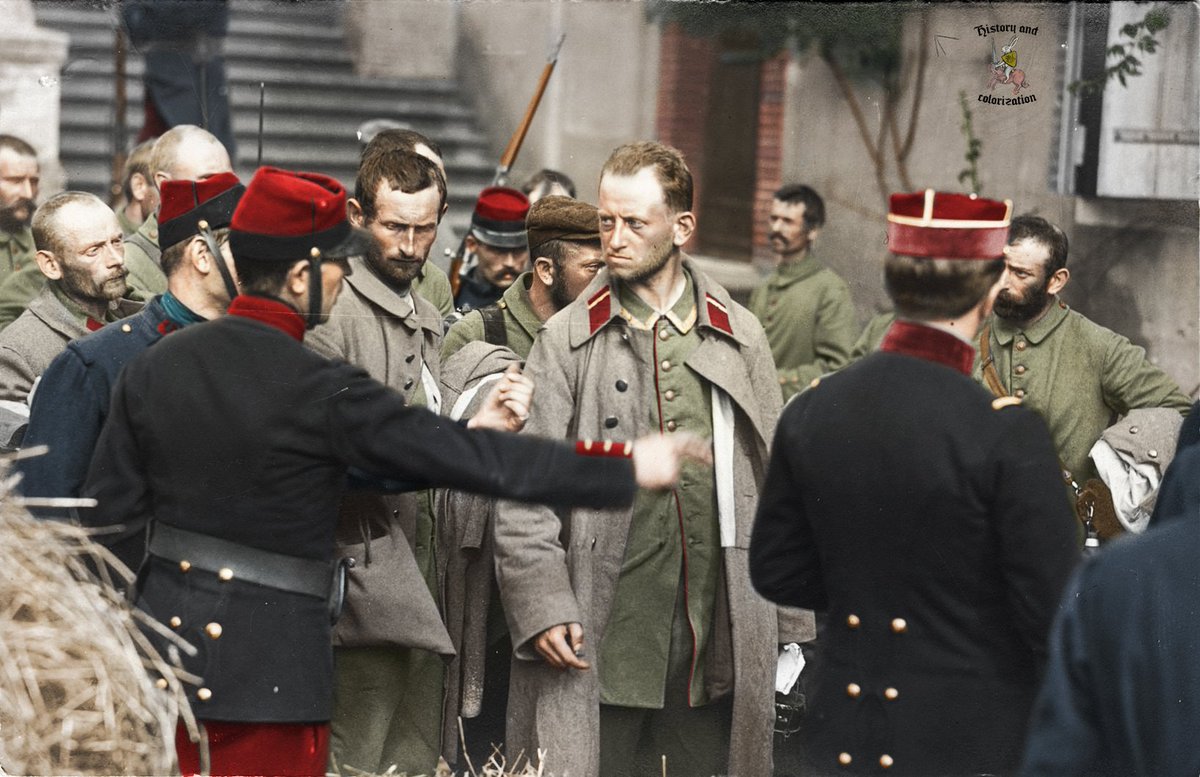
[227,294,306,342]
[587,286,612,334]
[879,320,975,376]
[704,293,733,336]
[85,317,104,332]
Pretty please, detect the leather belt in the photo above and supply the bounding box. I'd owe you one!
[148,522,333,601]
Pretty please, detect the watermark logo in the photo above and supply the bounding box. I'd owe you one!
[976,25,1038,106]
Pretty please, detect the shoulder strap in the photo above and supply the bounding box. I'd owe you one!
[978,323,1009,398]
[478,304,507,348]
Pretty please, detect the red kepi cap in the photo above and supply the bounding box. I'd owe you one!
[158,172,245,300]
[158,172,245,250]
[886,189,1013,260]
[469,186,530,249]
[230,166,372,263]
[229,167,374,327]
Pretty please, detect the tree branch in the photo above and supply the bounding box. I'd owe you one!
[899,12,930,161]
[822,49,890,201]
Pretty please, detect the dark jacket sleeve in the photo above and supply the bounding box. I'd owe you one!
[17,346,101,511]
[326,364,637,511]
[749,395,828,611]
[991,408,1081,662]
[80,366,153,571]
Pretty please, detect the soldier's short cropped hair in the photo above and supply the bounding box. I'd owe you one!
[121,138,156,198]
[537,237,603,270]
[0,134,37,160]
[1008,214,1069,275]
[523,168,577,200]
[774,184,825,231]
[884,255,1004,320]
[355,150,447,223]
[32,191,107,258]
[601,141,692,214]
[360,128,443,166]
[149,125,225,182]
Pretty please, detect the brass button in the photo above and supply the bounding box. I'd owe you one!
[169,616,182,629]
[810,378,821,389]
[205,622,223,640]
[664,389,676,401]
[1148,449,1158,458]
[155,677,168,690]
[660,359,672,371]
[891,617,908,634]
[666,420,678,432]
[1014,389,1026,399]
[658,329,669,341]
[218,567,234,582]
[847,614,861,629]
[884,687,899,701]
[1015,339,1027,351]
[196,687,212,701]
[1129,425,1139,434]
[838,752,852,766]
[1014,365,1026,375]
[846,683,861,698]
[121,323,132,333]
[880,754,894,769]
[179,560,191,573]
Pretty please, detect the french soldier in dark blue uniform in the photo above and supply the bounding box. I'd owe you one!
[750,190,1080,776]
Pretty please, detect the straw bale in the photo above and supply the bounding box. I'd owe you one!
[0,461,192,776]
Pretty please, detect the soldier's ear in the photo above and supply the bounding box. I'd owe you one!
[346,198,365,228]
[35,250,62,281]
[1047,267,1070,296]
[671,211,696,247]
[188,236,211,273]
[533,256,556,287]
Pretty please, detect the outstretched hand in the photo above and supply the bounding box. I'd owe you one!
[468,364,534,432]
[631,432,713,490]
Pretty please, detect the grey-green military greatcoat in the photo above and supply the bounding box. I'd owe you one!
[494,257,812,777]
[442,271,542,362]
[306,254,453,777]
[975,297,1191,485]
[748,251,857,399]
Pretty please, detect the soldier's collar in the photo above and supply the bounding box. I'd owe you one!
[345,254,440,334]
[991,296,1070,345]
[616,271,695,333]
[569,255,745,347]
[772,250,821,285]
[881,319,975,375]
[503,272,544,340]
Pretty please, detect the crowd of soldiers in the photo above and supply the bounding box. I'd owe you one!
[0,119,1196,777]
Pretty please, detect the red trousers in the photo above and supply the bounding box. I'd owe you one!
[176,720,329,777]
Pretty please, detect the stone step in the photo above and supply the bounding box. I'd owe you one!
[36,5,345,45]
[58,104,491,162]
[39,0,499,206]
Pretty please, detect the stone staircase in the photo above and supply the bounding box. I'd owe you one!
[34,0,493,249]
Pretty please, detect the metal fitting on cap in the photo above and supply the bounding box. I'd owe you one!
[310,247,321,259]
[198,219,210,231]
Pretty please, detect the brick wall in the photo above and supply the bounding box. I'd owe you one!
[752,53,788,262]
[654,22,715,229]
